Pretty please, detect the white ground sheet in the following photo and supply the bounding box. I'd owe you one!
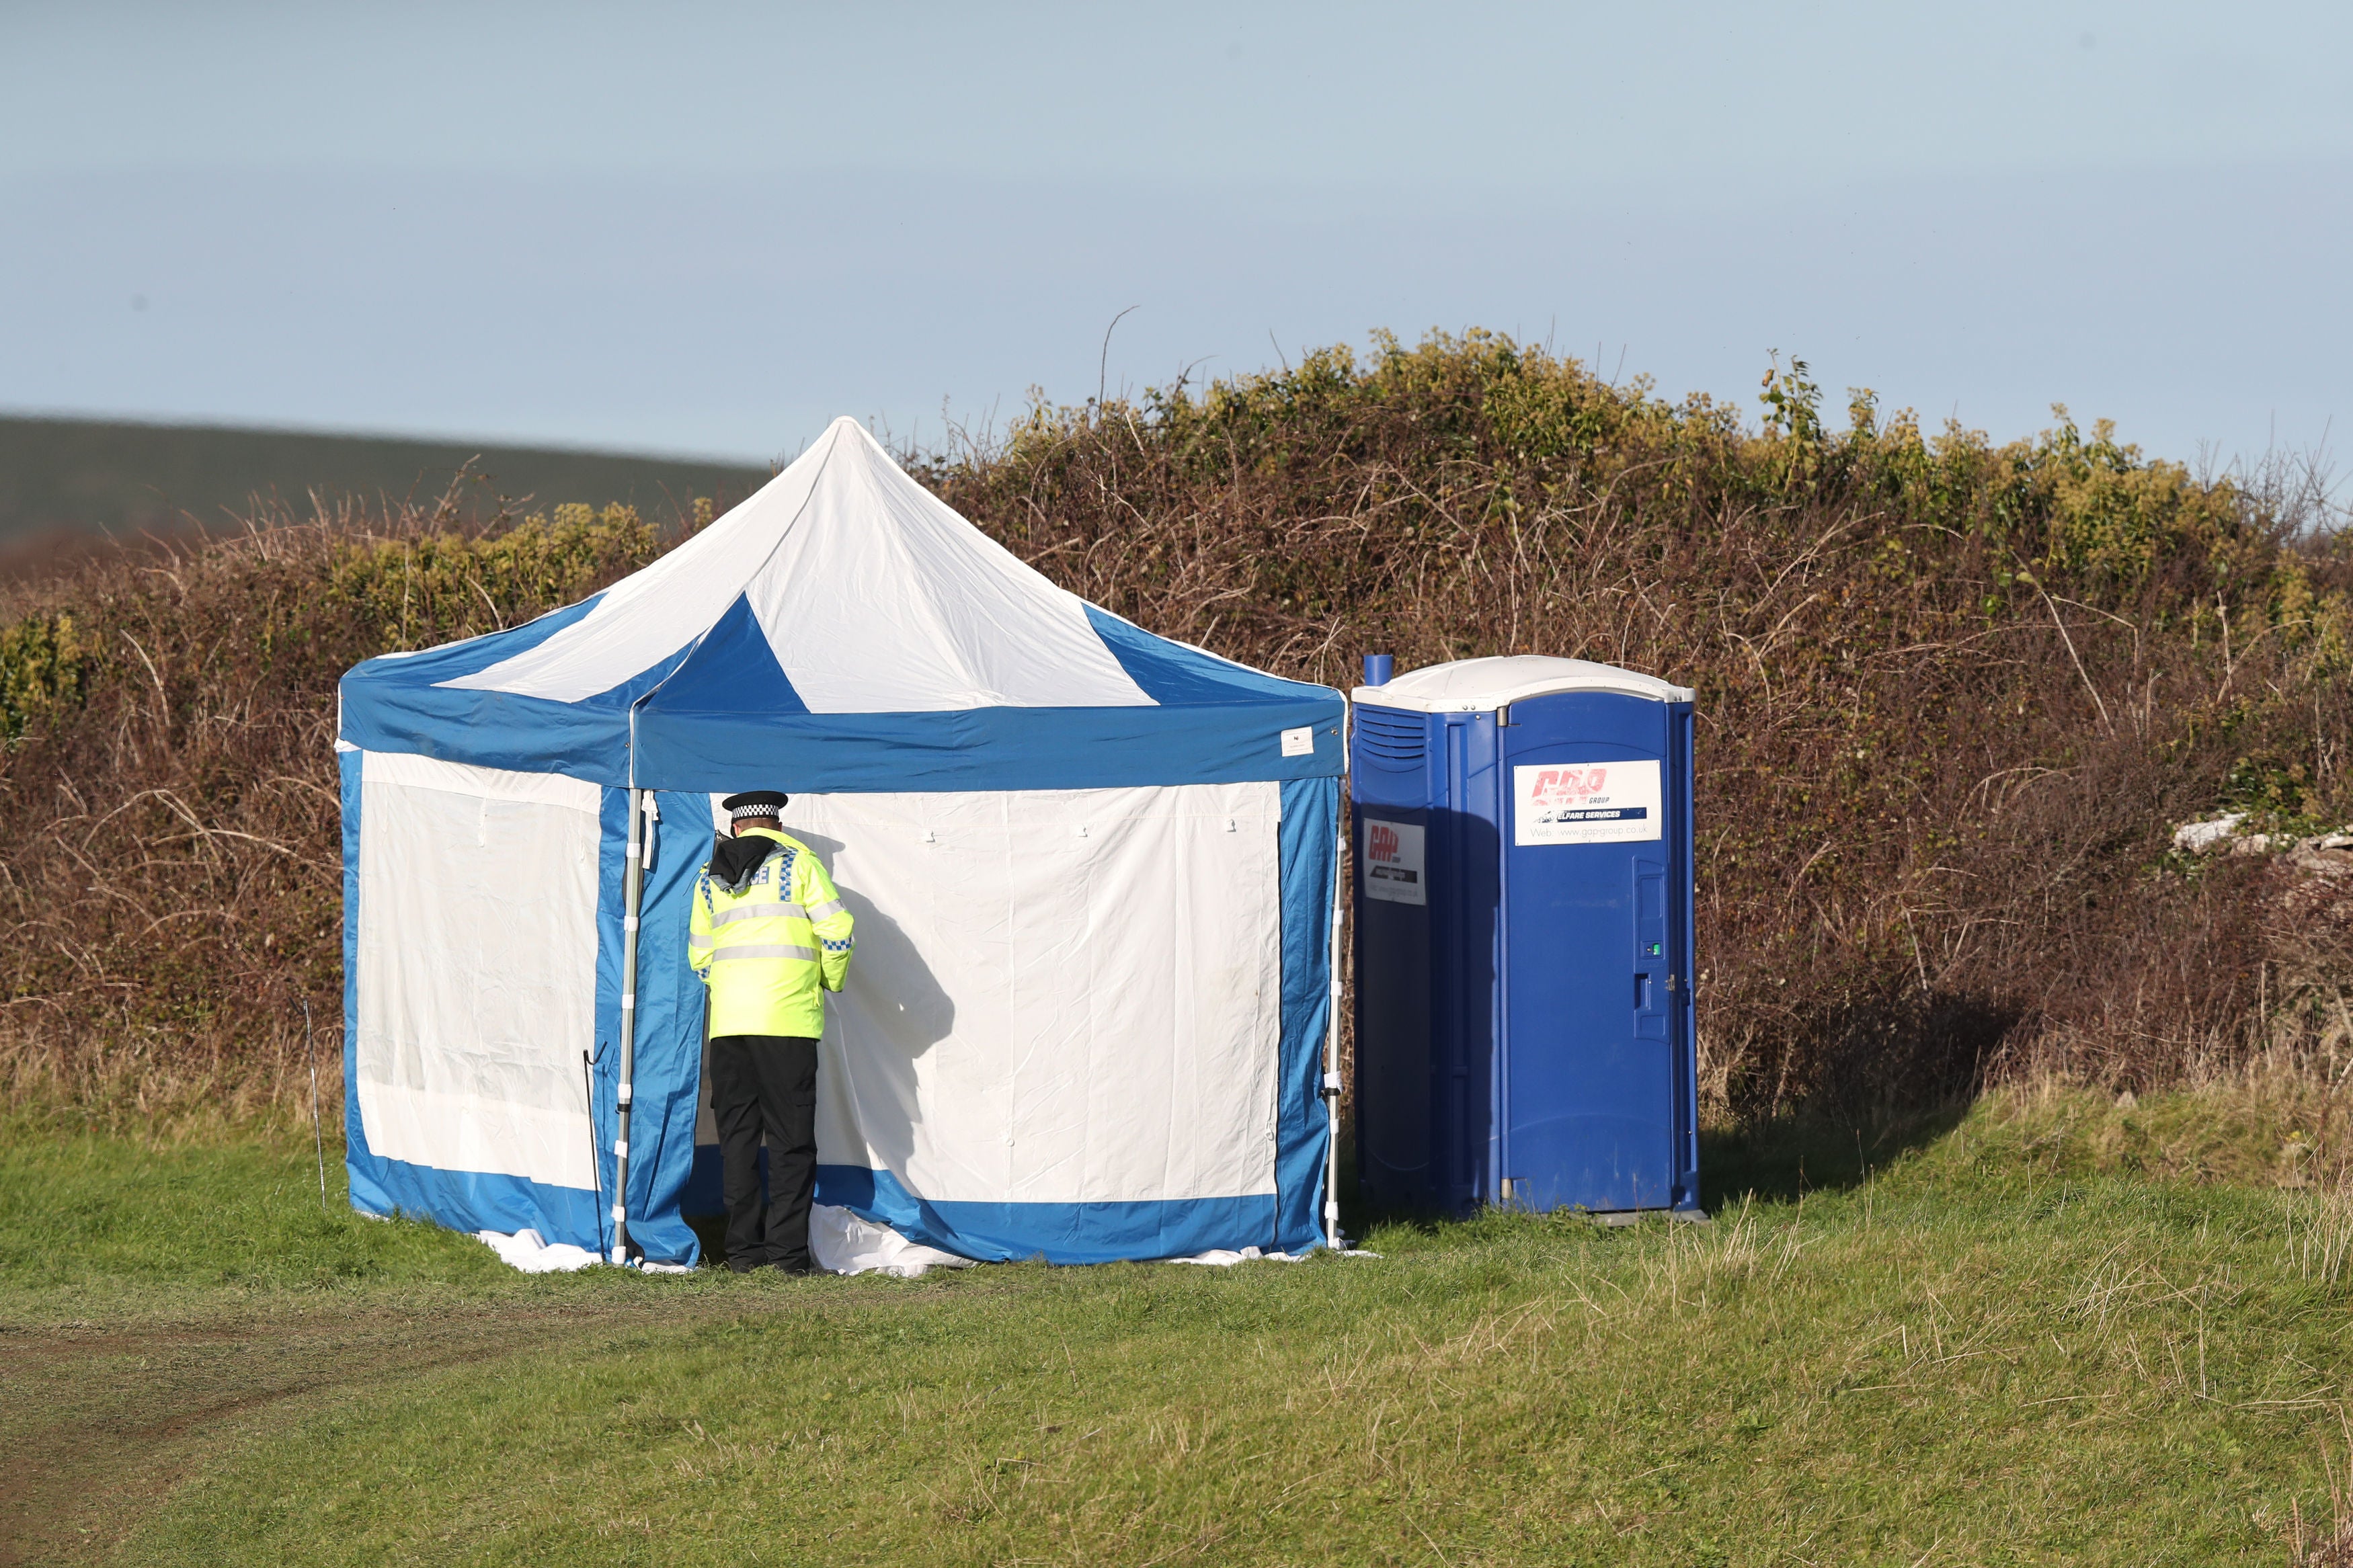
[356,751,601,1190]
[470,1216,1285,1276]
[811,1204,973,1277]
[692,783,1285,1211]
[475,1228,602,1273]
[1170,1247,1306,1266]
[474,1230,694,1274]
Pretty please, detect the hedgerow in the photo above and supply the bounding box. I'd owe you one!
[4,331,2347,1123]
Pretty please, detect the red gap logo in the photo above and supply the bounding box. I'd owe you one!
[1529,766,1607,808]
[1368,823,1401,864]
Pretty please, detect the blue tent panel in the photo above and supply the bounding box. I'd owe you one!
[1273,776,1339,1253]
[816,1165,1279,1266]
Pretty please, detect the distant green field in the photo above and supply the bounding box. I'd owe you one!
[7,1091,2352,1565]
[0,416,770,542]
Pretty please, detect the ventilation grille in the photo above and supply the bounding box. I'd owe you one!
[1355,705,1426,768]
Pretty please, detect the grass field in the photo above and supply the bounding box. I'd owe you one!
[7,1093,2353,1566]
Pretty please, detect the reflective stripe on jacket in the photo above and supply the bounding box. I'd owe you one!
[688,827,854,1037]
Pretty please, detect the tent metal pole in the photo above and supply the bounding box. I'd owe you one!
[1323,694,1350,1252]
[606,643,708,1270]
[611,784,645,1265]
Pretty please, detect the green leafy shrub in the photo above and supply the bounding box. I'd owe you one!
[0,612,91,742]
[326,503,657,651]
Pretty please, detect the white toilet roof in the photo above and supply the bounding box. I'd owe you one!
[1352,655,1693,712]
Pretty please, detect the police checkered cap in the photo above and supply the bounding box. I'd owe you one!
[722,790,790,819]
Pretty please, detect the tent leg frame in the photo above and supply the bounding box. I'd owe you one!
[1322,698,1349,1253]
[610,785,645,1266]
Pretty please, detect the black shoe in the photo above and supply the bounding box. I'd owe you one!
[727,1257,763,1274]
[772,1258,817,1276]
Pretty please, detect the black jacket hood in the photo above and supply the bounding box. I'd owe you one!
[705,831,781,894]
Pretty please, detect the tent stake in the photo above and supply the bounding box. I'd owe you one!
[611,785,645,1265]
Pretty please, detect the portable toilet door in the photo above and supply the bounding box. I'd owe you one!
[1351,655,1699,1217]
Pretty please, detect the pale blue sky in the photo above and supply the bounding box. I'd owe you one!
[3,2,2346,467]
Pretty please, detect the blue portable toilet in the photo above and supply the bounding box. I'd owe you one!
[1351,655,1699,1217]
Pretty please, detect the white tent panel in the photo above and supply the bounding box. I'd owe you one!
[743,423,1148,713]
[355,751,601,1190]
[702,783,1283,1204]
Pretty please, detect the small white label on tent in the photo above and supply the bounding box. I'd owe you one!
[1279,726,1314,757]
[1514,760,1663,845]
[1362,819,1426,905]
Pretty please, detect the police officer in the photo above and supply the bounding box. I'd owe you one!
[690,790,855,1274]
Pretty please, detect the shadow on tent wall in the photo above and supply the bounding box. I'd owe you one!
[676,827,959,1228]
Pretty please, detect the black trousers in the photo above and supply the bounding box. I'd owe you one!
[707,1034,818,1271]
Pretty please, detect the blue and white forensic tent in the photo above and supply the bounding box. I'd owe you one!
[337,417,1345,1268]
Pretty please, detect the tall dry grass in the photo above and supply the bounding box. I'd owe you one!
[5,330,2352,1127]
[0,492,666,1123]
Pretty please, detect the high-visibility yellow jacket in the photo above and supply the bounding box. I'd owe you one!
[688,826,854,1038]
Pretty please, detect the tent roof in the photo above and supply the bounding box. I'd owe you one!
[340,418,1343,792]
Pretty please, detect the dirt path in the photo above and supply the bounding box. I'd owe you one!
[0,1305,617,1565]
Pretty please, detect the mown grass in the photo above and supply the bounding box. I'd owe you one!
[0,1120,495,1309]
[8,1091,2353,1565]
